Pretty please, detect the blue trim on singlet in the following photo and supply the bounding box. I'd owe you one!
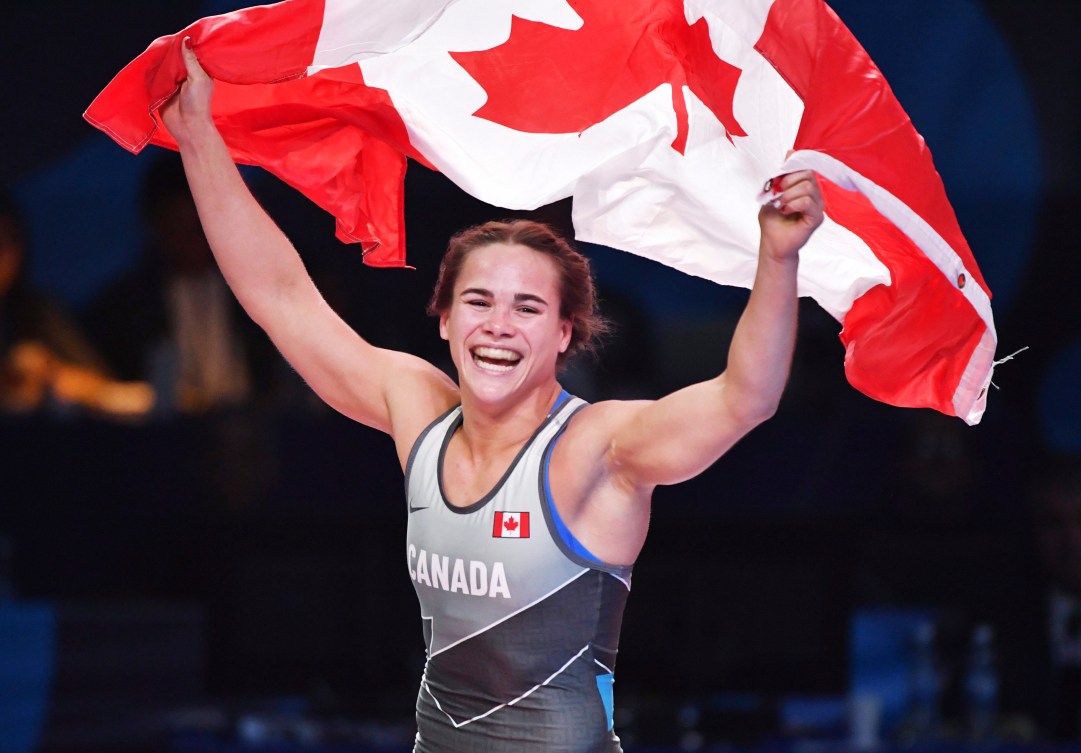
[542,391,601,563]
[596,672,615,731]
[550,388,572,414]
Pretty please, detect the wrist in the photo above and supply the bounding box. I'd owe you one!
[757,244,800,269]
[172,116,224,153]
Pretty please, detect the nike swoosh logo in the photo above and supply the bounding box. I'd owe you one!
[408,504,429,513]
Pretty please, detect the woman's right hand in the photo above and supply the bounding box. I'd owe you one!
[158,37,216,147]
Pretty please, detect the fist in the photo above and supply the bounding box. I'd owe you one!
[758,170,824,263]
[158,37,216,146]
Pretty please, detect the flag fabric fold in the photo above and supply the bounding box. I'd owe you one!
[85,0,997,423]
[84,0,424,260]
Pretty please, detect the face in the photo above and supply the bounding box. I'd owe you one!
[439,243,571,407]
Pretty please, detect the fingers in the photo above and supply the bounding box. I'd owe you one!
[775,194,822,224]
[179,36,208,81]
[770,169,816,192]
[161,36,215,139]
[766,170,822,220]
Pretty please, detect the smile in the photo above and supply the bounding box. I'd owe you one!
[471,346,522,373]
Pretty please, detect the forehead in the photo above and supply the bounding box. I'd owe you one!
[455,242,561,296]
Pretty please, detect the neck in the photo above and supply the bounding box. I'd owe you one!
[457,382,564,457]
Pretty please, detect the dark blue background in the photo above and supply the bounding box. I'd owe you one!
[1,1,1079,751]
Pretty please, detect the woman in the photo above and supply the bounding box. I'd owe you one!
[161,38,823,753]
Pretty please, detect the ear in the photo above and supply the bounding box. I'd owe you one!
[558,319,572,353]
[439,311,450,341]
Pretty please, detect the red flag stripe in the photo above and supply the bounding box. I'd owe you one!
[85,0,326,153]
[83,0,417,265]
[754,0,994,422]
[754,0,989,297]
[815,176,993,422]
[783,155,994,422]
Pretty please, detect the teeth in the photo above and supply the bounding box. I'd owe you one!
[476,360,515,373]
[472,346,521,373]
[473,346,520,361]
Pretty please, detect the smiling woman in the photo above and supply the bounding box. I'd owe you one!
[155,38,824,753]
[436,241,573,418]
[428,219,610,367]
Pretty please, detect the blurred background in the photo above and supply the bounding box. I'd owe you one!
[1,0,1079,751]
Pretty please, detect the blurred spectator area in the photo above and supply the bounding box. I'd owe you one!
[0,0,1076,749]
[0,391,1047,732]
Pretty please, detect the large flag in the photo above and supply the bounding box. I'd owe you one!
[85,0,997,424]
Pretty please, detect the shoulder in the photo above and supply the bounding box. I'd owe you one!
[383,354,460,467]
[554,398,651,473]
[548,397,655,563]
[564,398,651,435]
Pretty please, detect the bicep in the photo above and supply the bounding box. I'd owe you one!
[257,280,456,434]
[606,376,763,489]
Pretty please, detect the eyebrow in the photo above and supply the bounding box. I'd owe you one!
[460,288,550,307]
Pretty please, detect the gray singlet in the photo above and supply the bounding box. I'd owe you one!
[404,391,632,752]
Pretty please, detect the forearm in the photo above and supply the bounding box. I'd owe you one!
[605,251,799,489]
[720,249,799,423]
[604,172,821,490]
[174,121,312,329]
[153,40,463,436]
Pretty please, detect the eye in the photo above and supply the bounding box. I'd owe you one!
[517,305,539,315]
[465,298,490,308]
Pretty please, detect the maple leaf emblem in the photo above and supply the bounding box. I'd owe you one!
[450,0,747,154]
[503,516,519,533]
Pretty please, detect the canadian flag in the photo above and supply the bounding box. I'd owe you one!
[86,0,996,424]
[493,512,530,539]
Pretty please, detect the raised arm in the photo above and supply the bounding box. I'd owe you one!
[602,171,823,489]
[159,40,456,455]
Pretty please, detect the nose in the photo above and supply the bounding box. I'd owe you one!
[482,305,516,337]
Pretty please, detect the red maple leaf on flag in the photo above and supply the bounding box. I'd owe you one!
[450,0,747,154]
[503,516,519,533]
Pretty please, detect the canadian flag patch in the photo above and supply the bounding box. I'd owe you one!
[493,511,530,539]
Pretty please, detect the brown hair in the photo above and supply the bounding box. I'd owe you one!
[428,219,608,364]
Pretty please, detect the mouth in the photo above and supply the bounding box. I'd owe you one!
[471,346,522,374]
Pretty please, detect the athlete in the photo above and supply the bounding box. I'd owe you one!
[161,39,824,753]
